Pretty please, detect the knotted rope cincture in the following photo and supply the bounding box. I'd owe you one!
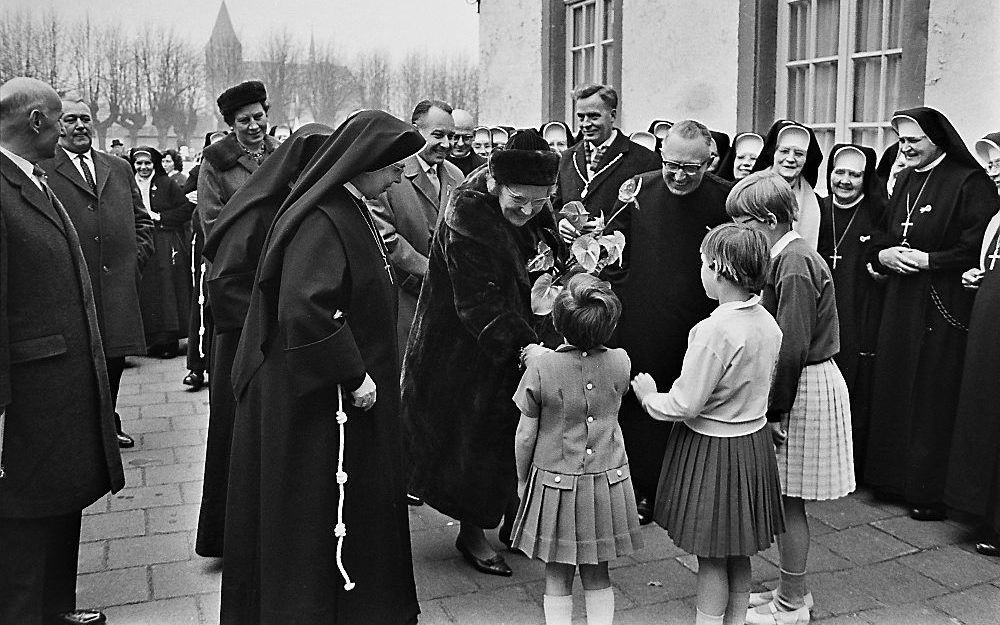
[334,386,355,591]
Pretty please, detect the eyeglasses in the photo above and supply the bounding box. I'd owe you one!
[501,186,552,209]
[896,135,929,147]
[661,159,708,175]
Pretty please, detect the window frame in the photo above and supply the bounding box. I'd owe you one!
[564,0,617,117]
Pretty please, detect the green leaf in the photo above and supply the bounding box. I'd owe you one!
[558,200,590,230]
[571,235,602,273]
[531,273,563,316]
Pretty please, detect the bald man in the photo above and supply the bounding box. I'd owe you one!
[1,77,123,625]
[447,108,486,176]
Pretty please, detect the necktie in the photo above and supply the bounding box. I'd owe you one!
[587,144,607,179]
[78,153,96,192]
[427,165,441,197]
[32,164,53,200]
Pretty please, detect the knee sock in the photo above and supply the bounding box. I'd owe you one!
[543,594,573,625]
[584,586,614,625]
[724,591,749,625]
[775,567,808,610]
[695,608,724,625]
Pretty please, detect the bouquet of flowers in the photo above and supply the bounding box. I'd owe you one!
[528,176,642,315]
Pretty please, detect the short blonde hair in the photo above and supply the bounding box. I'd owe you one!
[725,170,798,225]
[700,223,771,292]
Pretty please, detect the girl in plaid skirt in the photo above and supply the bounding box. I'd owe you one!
[728,171,856,625]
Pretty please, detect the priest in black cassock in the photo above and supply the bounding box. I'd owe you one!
[609,120,731,521]
[816,144,888,481]
[221,111,424,625]
[945,133,1000,556]
[865,108,1000,521]
[194,123,332,559]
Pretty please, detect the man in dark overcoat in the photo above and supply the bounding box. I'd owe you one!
[554,84,660,240]
[0,76,125,625]
[40,98,154,448]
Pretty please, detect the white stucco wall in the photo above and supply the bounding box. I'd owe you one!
[923,0,1000,145]
[620,0,741,134]
[478,0,545,127]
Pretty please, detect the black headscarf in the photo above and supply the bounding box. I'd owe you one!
[891,107,981,171]
[717,131,762,181]
[826,143,888,224]
[255,110,424,290]
[751,119,824,188]
[875,141,899,185]
[709,130,731,172]
[202,123,333,264]
[129,146,168,179]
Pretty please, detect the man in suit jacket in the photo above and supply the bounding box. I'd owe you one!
[555,84,660,241]
[1,77,125,625]
[40,99,154,449]
[371,99,465,360]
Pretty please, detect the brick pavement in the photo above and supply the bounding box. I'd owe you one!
[75,354,1000,624]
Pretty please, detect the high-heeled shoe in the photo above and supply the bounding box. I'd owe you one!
[455,538,512,577]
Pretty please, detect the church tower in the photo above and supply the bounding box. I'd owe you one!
[205,1,245,119]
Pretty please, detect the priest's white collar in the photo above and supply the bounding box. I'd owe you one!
[915,152,946,172]
[770,230,802,258]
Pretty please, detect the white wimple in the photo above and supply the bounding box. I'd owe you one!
[334,387,355,591]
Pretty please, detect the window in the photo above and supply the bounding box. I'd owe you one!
[776,0,903,160]
[566,0,615,108]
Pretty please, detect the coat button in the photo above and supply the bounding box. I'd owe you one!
[586,383,594,390]
[87,204,95,211]
[102,265,110,273]
[587,416,594,423]
[586,448,593,455]
[582,351,588,357]
[617,469,623,477]
[554,476,561,483]
[93,236,100,242]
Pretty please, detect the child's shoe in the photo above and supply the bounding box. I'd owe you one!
[748,589,813,610]
[745,600,810,625]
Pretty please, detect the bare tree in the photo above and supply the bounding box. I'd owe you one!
[303,39,358,126]
[259,27,300,125]
[119,40,148,148]
[135,27,202,148]
[68,17,117,149]
[0,9,64,89]
[355,50,392,113]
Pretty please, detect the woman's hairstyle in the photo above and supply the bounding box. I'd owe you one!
[700,223,771,292]
[552,273,622,351]
[725,170,798,225]
[163,149,183,172]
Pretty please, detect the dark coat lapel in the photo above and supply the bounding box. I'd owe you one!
[93,150,112,198]
[53,148,97,198]
[405,157,439,208]
[1,155,65,234]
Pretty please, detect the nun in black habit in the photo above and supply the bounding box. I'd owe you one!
[816,144,888,481]
[221,111,424,625]
[865,107,999,520]
[193,123,333,558]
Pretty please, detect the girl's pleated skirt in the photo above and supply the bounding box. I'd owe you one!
[779,358,856,501]
[653,423,785,558]
[511,465,644,565]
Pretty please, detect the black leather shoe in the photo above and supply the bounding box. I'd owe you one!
[159,346,179,359]
[117,432,135,449]
[183,370,205,390]
[406,493,423,506]
[455,538,512,576]
[50,609,107,624]
[909,505,946,521]
[975,541,1000,557]
[636,495,653,525]
[498,518,514,550]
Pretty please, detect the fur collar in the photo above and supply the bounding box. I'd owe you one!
[202,133,280,172]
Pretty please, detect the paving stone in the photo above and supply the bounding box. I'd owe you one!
[108,532,191,568]
[83,496,109,515]
[142,380,195,393]
[145,462,206,485]
[147,503,201,534]
[123,417,172,434]
[109,484,184,511]
[142,402,199,418]
[151,559,222,599]
[815,524,918,565]
[197,592,221,625]
[854,602,960,625]
[122,467,144,488]
[808,569,883,616]
[614,598,697,624]
[116,405,141,420]
[411,526,469,561]
[174,444,208,464]
[819,616,873,625]
[103,597,201,625]
[117,382,143,396]
[142,429,204,449]
[899,546,1000,590]
[628,525,686,562]
[872,517,970,549]
[757,538,852,572]
[121,447,176,468]
[77,566,150,607]
[845,560,949,604]
[78,541,106,574]
[167,390,204,403]
[117,392,168,407]
[419,598,456,624]
[171,414,210,430]
[81,510,146,542]
[806,497,896,530]
[413,557,479,601]
[439,585,544,625]
[611,559,696,606]
[930,583,1000,625]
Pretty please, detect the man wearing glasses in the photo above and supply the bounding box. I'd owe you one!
[447,109,486,176]
[609,119,732,525]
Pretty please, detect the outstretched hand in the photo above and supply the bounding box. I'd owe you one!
[630,373,657,404]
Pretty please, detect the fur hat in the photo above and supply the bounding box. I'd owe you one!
[217,80,268,121]
[489,129,559,186]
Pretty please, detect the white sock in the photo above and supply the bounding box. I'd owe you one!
[543,594,573,625]
[584,586,615,625]
[695,608,724,625]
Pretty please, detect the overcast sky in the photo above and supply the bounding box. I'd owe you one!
[6,0,480,58]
